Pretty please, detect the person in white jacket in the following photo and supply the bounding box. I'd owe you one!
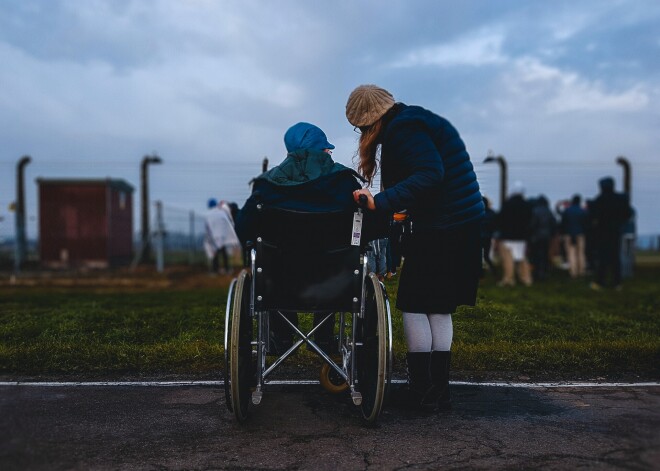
[204,198,240,274]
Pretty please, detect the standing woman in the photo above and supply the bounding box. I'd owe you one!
[346,85,484,410]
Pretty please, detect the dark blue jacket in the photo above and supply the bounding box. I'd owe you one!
[374,104,484,230]
[235,150,387,245]
[497,194,531,240]
[561,204,587,237]
[590,190,632,236]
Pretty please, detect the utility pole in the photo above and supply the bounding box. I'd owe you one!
[154,200,165,273]
[616,156,635,278]
[616,156,631,200]
[483,151,508,209]
[14,155,31,273]
[139,154,162,263]
[188,210,195,265]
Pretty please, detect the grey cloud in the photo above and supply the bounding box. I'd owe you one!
[0,0,659,234]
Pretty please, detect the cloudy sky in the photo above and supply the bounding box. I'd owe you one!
[1,0,659,238]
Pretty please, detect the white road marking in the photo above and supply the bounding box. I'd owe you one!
[450,381,660,388]
[0,380,658,388]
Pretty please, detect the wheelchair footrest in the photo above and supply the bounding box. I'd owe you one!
[252,390,263,405]
[351,391,362,406]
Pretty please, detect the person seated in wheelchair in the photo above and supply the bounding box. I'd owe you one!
[235,122,385,355]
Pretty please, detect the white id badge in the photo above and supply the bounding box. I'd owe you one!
[351,211,363,246]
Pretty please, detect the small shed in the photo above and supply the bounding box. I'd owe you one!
[37,178,134,268]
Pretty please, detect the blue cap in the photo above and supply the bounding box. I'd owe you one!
[284,122,335,153]
[208,198,217,208]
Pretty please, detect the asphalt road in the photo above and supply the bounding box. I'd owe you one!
[2,383,659,470]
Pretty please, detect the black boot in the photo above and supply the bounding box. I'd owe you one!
[422,351,451,411]
[391,352,431,408]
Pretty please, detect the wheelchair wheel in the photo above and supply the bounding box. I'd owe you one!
[224,277,237,413]
[356,273,390,423]
[319,362,348,394]
[229,269,255,422]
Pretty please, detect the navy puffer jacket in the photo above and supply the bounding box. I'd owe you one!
[374,104,484,230]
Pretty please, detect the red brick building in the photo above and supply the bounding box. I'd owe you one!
[37,179,134,268]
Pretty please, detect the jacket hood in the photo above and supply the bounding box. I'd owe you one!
[256,149,365,186]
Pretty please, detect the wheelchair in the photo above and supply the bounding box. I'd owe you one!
[224,203,393,423]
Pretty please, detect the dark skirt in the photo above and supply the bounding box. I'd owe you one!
[396,222,481,313]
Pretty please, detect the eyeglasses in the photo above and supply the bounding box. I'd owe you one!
[353,125,371,134]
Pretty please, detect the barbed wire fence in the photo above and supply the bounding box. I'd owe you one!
[149,203,208,267]
[1,156,659,272]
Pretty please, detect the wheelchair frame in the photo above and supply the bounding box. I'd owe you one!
[224,211,393,424]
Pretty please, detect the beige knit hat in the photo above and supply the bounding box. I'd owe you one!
[345,84,395,127]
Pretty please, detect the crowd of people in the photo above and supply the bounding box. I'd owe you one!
[482,177,635,290]
[206,164,635,295]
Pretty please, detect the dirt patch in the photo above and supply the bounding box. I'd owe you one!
[0,266,237,291]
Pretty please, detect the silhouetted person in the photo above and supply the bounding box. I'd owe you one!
[367,238,388,281]
[589,177,632,290]
[621,206,637,278]
[561,194,588,278]
[480,196,497,275]
[204,199,240,275]
[529,195,556,281]
[584,198,598,272]
[555,199,570,268]
[227,201,240,223]
[496,181,532,286]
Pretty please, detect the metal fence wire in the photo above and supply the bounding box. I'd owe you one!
[1,156,659,271]
[151,203,208,266]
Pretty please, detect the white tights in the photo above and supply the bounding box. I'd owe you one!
[403,312,453,352]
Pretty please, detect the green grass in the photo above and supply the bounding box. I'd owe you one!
[455,267,660,380]
[0,288,226,375]
[1,266,659,380]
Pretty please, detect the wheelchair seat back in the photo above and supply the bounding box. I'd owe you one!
[253,206,363,312]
